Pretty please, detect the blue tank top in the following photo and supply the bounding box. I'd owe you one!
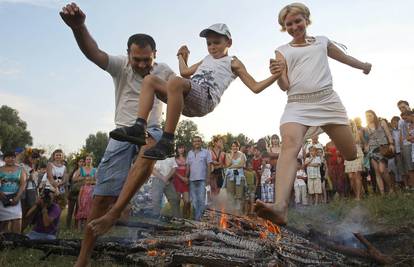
[80,167,96,177]
[0,167,22,194]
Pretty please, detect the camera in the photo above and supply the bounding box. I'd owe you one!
[233,169,239,176]
[40,188,53,204]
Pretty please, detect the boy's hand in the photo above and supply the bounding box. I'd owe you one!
[269,59,285,75]
[177,45,190,62]
[362,62,372,74]
[60,3,86,30]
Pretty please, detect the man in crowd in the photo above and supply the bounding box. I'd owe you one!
[60,3,174,266]
[398,100,414,188]
[151,157,181,218]
[186,136,212,221]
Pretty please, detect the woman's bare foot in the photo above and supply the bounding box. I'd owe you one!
[88,212,120,236]
[254,200,288,226]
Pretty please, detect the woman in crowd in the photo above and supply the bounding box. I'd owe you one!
[344,119,365,200]
[225,141,246,214]
[42,149,68,195]
[75,155,96,231]
[325,140,346,197]
[267,134,281,158]
[172,144,190,218]
[209,135,226,196]
[364,110,395,195]
[66,157,84,228]
[0,151,27,233]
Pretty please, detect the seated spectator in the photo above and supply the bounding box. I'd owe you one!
[294,159,308,206]
[25,187,61,240]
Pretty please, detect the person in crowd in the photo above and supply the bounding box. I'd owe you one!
[325,140,346,197]
[402,110,414,163]
[21,150,41,219]
[260,153,274,203]
[304,135,324,158]
[344,119,364,200]
[172,144,190,218]
[209,135,226,196]
[186,136,212,221]
[365,110,395,195]
[294,159,308,206]
[267,134,281,159]
[67,157,85,229]
[0,151,27,233]
[256,2,371,225]
[305,146,322,205]
[25,187,61,240]
[317,148,328,203]
[245,144,255,163]
[41,149,68,195]
[251,146,263,200]
[398,100,414,189]
[75,155,97,231]
[0,151,4,167]
[388,117,404,189]
[151,156,181,218]
[244,160,257,215]
[110,23,284,161]
[225,141,247,214]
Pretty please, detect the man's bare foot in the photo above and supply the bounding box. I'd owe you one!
[88,212,119,236]
[254,200,288,226]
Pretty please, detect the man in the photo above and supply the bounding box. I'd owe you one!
[151,157,181,218]
[60,3,174,267]
[25,187,61,240]
[186,136,212,221]
[398,100,414,188]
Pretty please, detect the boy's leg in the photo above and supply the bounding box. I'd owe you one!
[89,137,158,236]
[254,123,308,225]
[110,75,168,145]
[164,77,192,133]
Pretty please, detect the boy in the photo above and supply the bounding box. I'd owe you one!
[110,23,284,160]
[304,146,322,205]
[294,159,308,206]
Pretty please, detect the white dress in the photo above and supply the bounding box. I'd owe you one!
[277,36,349,137]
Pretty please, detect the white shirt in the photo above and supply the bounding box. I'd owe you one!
[295,169,307,186]
[152,157,177,178]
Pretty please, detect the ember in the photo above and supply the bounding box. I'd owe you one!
[147,250,158,256]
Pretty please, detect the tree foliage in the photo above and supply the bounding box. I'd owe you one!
[222,132,254,152]
[83,131,109,166]
[0,105,33,152]
[174,120,202,151]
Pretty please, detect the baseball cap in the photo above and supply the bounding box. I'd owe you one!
[199,23,231,39]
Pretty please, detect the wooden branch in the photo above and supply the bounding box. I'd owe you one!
[354,232,394,265]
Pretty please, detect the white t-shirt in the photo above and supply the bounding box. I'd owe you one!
[0,159,4,167]
[295,169,307,186]
[106,55,175,128]
[152,157,178,179]
[277,36,333,96]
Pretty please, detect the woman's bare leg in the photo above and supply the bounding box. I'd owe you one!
[371,160,385,195]
[379,161,394,193]
[255,123,308,225]
[322,124,357,161]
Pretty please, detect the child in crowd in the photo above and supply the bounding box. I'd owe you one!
[110,23,284,160]
[294,159,308,206]
[305,146,322,205]
[317,148,327,203]
[255,2,371,224]
[260,156,274,203]
[244,161,257,215]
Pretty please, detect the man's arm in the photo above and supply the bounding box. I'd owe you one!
[60,3,108,69]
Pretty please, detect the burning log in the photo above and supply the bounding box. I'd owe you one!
[353,232,394,265]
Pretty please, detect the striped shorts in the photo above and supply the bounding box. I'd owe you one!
[182,80,216,117]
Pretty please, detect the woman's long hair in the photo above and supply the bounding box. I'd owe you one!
[365,110,380,129]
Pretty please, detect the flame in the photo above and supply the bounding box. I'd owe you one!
[266,220,281,234]
[219,208,228,229]
[259,231,268,239]
[147,250,158,256]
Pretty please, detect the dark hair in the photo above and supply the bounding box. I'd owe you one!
[127,34,156,51]
[297,158,303,165]
[192,135,202,141]
[401,110,414,117]
[365,110,379,129]
[3,151,15,158]
[397,100,409,107]
[175,144,186,157]
[391,116,400,123]
[232,141,240,147]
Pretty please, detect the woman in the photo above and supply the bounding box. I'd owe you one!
[225,141,246,214]
[209,135,226,196]
[267,134,281,159]
[344,119,365,200]
[66,157,85,229]
[0,151,27,233]
[75,155,96,231]
[325,140,346,198]
[172,144,190,218]
[42,149,68,195]
[365,110,395,195]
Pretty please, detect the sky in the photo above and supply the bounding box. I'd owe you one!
[0,0,412,153]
